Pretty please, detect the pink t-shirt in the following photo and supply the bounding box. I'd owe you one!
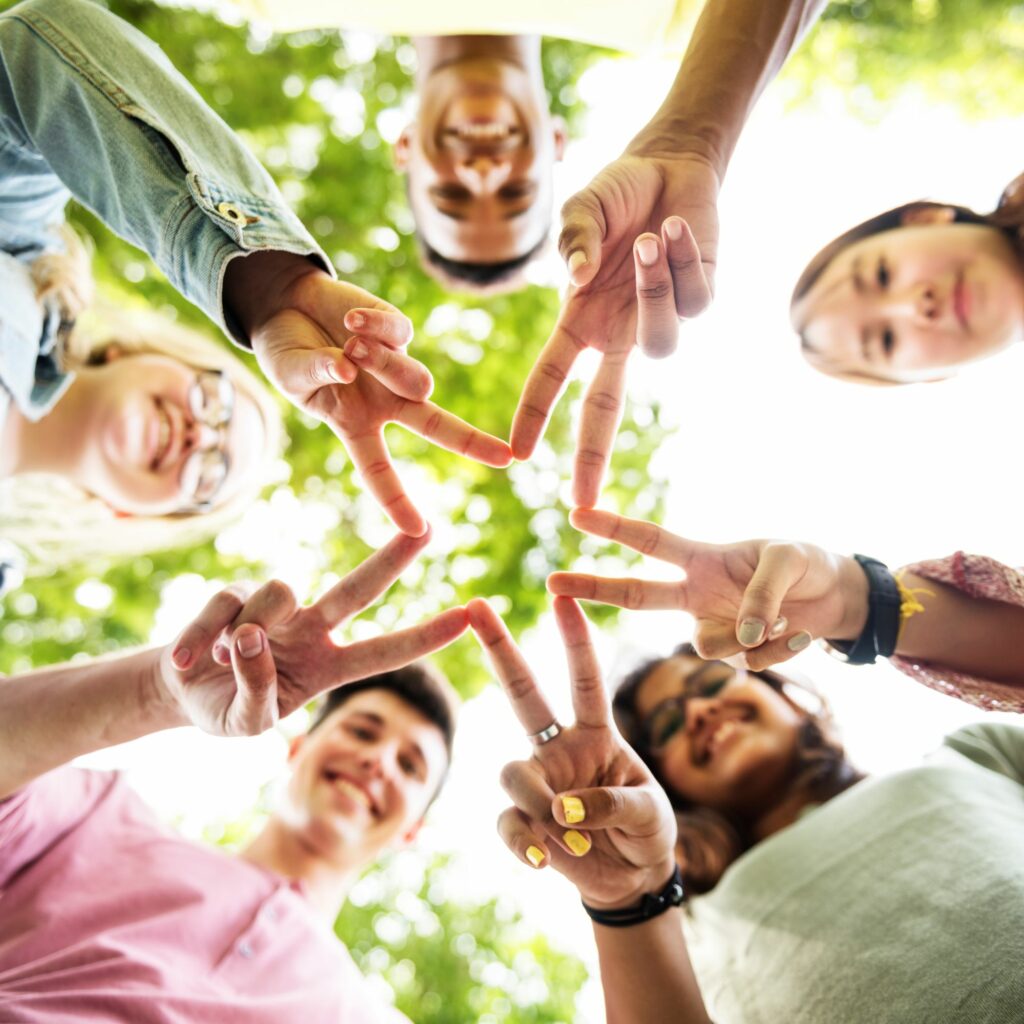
[0,768,408,1023]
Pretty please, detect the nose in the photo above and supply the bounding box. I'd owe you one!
[454,152,512,194]
[685,697,721,738]
[878,281,943,324]
[186,419,220,453]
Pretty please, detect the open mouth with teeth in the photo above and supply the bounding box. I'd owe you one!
[323,769,378,818]
[151,399,174,472]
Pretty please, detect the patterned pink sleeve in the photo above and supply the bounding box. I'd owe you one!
[889,552,1024,713]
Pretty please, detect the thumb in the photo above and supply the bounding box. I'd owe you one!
[261,345,356,399]
[735,543,805,648]
[552,785,666,836]
[558,193,606,286]
[226,626,279,735]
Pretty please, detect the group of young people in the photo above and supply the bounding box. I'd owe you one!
[2,0,1023,1020]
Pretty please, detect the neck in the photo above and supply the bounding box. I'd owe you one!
[0,376,96,480]
[748,783,820,841]
[239,818,361,924]
[413,34,542,83]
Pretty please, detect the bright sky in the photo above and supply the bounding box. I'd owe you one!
[81,44,1024,1023]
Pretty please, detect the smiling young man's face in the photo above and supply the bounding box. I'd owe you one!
[395,55,565,275]
[281,689,450,870]
[634,656,804,815]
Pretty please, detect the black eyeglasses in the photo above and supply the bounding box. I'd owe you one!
[642,666,736,754]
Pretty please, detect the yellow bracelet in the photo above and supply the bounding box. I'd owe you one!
[893,569,934,637]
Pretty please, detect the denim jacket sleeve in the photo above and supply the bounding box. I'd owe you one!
[0,0,333,343]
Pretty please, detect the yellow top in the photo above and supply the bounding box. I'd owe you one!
[230,0,699,55]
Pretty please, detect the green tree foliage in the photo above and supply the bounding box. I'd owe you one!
[0,0,669,690]
[785,0,1024,118]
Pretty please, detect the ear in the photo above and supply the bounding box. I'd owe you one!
[551,116,568,163]
[287,733,306,764]
[393,125,414,172]
[396,816,425,848]
[899,205,956,227]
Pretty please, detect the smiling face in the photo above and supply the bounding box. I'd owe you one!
[634,656,804,815]
[281,690,450,871]
[76,351,265,515]
[395,56,565,270]
[793,215,1024,384]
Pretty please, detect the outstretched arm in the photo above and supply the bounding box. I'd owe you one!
[0,531,468,799]
[549,509,1024,693]
[474,597,711,1023]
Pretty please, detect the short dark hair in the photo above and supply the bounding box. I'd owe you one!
[308,662,459,762]
[417,234,548,294]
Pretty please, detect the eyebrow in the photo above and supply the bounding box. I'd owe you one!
[682,662,727,692]
[346,711,428,773]
[851,257,865,295]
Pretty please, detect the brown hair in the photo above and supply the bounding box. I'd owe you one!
[613,643,862,896]
[309,661,459,762]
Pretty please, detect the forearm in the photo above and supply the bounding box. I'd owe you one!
[594,910,712,1024]
[0,647,185,799]
[0,0,329,341]
[633,0,825,175]
[892,571,1024,687]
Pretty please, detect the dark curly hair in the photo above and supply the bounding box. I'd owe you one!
[613,643,862,896]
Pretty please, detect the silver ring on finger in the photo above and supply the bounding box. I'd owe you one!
[528,721,562,746]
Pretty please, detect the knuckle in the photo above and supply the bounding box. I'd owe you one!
[583,389,619,414]
[576,447,605,468]
[538,361,568,387]
[639,526,660,557]
[637,281,673,303]
[624,580,644,610]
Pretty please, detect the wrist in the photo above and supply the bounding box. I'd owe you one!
[223,250,324,342]
[580,858,679,913]
[583,863,684,927]
[149,648,191,730]
[626,116,726,185]
[830,554,871,641]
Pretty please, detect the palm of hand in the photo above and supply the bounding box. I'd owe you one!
[565,154,720,354]
[536,724,675,906]
[683,541,848,640]
[160,609,333,736]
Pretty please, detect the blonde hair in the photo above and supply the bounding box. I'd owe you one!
[3,238,285,568]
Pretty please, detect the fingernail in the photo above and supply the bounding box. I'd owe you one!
[738,620,765,646]
[636,237,659,267]
[787,631,812,652]
[347,312,366,329]
[213,642,230,664]
[561,795,586,824]
[172,646,192,670]
[326,363,346,384]
[526,845,545,868]
[564,830,591,857]
[768,617,788,640]
[664,217,683,241]
[347,340,368,360]
[237,630,264,659]
[568,250,587,276]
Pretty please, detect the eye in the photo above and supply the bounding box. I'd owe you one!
[346,724,375,741]
[876,258,891,289]
[433,184,472,202]
[398,754,422,779]
[498,182,533,201]
[881,327,896,356]
[650,707,685,748]
[700,678,727,699]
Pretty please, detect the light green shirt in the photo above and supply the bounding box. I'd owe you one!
[231,0,699,55]
[686,724,1024,1024]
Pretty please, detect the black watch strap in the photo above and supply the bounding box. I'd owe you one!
[828,554,901,665]
[582,865,685,927]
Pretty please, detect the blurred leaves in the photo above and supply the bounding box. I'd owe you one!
[785,0,1024,118]
[0,0,666,692]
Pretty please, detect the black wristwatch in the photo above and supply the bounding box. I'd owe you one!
[825,554,901,665]
[582,865,685,927]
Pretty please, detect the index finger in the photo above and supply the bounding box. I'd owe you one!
[310,528,433,629]
[397,400,513,468]
[552,597,609,729]
[344,428,428,537]
[467,598,558,736]
[568,508,694,568]
[572,350,628,508]
[510,328,585,461]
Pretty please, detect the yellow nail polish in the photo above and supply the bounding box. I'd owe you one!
[562,795,586,825]
[526,845,545,868]
[564,830,591,857]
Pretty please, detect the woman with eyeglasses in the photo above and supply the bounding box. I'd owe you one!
[480,599,1024,1024]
